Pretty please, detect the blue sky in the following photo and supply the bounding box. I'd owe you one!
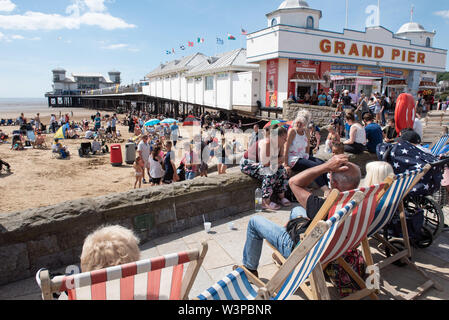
[0,0,448,98]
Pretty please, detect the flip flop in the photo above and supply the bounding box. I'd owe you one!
[280,198,292,207]
[262,202,281,211]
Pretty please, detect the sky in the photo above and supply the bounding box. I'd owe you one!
[0,0,449,98]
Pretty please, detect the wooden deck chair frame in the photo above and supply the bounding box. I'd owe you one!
[38,242,208,300]
[429,134,449,156]
[268,182,393,301]
[364,164,443,300]
[195,192,366,301]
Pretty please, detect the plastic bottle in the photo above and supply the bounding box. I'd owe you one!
[255,188,263,213]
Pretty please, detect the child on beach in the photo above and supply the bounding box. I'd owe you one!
[149,147,165,186]
[133,156,144,189]
[332,142,345,155]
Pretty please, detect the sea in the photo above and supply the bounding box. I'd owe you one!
[0,98,48,113]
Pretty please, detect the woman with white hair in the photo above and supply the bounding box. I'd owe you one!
[360,161,394,188]
[283,110,328,191]
[80,225,141,272]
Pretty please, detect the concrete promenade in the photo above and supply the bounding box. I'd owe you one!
[1,202,449,300]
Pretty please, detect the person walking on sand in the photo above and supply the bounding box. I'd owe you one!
[133,156,144,189]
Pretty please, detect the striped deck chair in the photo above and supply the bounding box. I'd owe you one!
[430,134,449,156]
[270,183,391,300]
[37,242,208,300]
[196,192,366,301]
[362,165,442,300]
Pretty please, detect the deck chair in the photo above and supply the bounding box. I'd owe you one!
[363,165,441,300]
[196,192,366,300]
[270,183,391,300]
[429,134,449,156]
[37,242,207,300]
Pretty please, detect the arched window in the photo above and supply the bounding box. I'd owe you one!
[306,16,314,29]
[271,18,278,27]
[426,37,431,47]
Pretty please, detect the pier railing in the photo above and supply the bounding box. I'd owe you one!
[82,84,143,96]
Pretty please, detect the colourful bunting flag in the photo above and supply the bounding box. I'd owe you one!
[241,28,247,35]
[227,34,236,40]
[180,45,185,50]
[188,41,194,47]
[216,38,224,45]
[166,50,172,55]
[197,37,205,43]
[172,48,175,54]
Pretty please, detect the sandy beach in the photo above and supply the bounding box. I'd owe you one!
[0,105,249,214]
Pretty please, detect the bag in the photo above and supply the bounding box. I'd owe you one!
[324,249,367,298]
[286,217,311,249]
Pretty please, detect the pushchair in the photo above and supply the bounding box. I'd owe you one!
[377,141,448,251]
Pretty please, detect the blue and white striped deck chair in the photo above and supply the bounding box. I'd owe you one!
[362,165,439,300]
[430,134,449,156]
[196,192,366,301]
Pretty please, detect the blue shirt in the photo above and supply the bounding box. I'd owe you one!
[365,123,384,154]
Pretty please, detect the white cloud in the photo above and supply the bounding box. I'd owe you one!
[102,43,128,50]
[435,10,449,19]
[10,34,24,39]
[0,0,135,30]
[0,0,16,12]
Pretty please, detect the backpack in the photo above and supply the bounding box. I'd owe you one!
[324,249,367,297]
[286,217,311,249]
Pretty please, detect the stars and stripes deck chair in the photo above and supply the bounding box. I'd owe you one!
[269,182,392,300]
[196,192,366,300]
[37,242,208,300]
[362,165,442,300]
[429,134,449,156]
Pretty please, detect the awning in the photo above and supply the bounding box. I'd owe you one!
[290,73,325,84]
[419,81,438,89]
[387,79,408,88]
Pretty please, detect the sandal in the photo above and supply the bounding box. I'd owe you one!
[262,202,281,211]
[280,198,291,207]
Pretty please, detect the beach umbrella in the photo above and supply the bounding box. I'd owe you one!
[161,118,178,124]
[183,115,201,127]
[145,119,160,127]
[263,120,286,129]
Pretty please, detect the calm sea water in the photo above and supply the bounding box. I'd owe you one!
[0,98,48,113]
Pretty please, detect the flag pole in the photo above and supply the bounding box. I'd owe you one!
[378,0,380,26]
[345,0,349,29]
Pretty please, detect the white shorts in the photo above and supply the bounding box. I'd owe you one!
[143,160,150,169]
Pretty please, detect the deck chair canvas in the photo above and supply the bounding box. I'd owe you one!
[196,192,366,301]
[37,242,207,300]
[363,165,442,300]
[429,134,449,156]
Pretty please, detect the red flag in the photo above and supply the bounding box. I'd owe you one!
[188,42,194,47]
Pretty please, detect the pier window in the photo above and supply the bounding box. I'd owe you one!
[271,18,278,27]
[426,37,431,47]
[205,76,214,91]
[306,16,314,29]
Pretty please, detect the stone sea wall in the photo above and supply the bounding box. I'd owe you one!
[283,100,336,127]
[0,172,259,286]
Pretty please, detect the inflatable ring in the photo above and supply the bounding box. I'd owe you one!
[395,93,415,134]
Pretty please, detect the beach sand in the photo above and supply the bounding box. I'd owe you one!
[0,108,249,214]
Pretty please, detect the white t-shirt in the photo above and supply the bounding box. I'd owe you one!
[137,141,151,163]
[85,130,94,139]
[149,156,164,179]
[288,132,309,167]
[353,123,367,145]
[414,119,423,140]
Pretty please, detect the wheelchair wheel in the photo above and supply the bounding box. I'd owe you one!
[404,195,445,241]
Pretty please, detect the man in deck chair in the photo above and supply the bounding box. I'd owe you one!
[242,154,362,277]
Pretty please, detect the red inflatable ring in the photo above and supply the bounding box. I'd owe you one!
[395,93,415,134]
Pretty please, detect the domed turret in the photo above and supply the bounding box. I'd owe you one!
[278,0,309,9]
[267,0,322,29]
[396,22,435,47]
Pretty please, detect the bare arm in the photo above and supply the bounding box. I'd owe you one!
[283,129,296,167]
[289,155,350,209]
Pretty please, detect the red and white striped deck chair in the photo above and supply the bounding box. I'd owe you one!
[37,242,208,300]
[196,192,366,301]
[271,183,391,300]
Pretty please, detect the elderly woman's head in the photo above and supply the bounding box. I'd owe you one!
[80,225,141,272]
[361,161,394,187]
[293,109,311,132]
